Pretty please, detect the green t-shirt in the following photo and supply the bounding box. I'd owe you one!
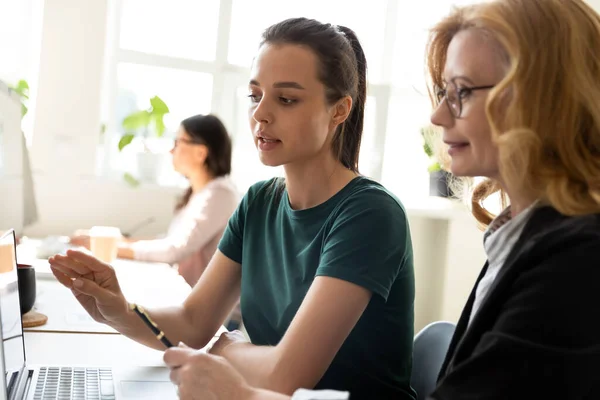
[218,177,416,400]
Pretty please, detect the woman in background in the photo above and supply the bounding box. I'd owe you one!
[158,0,600,398]
[72,114,239,289]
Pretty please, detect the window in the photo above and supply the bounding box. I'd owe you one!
[383,0,481,201]
[102,0,478,197]
[0,0,44,146]
[381,89,432,202]
[392,0,477,90]
[115,63,213,139]
[359,96,378,177]
[119,0,220,61]
[228,0,387,82]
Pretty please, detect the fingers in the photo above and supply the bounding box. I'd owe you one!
[70,277,104,298]
[169,366,181,386]
[50,266,74,289]
[49,250,112,277]
[163,346,195,369]
[66,250,112,272]
[49,255,91,277]
[50,267,103,302]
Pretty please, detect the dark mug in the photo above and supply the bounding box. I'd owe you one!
[17,264,36,315]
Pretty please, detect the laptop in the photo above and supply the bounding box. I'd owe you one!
[0,230,178,400]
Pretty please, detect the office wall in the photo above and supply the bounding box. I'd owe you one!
[27,0,177,237]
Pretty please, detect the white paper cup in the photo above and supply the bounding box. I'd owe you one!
[89,226,121,263]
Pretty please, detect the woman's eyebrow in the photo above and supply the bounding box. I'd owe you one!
[449,75,476,85]
[248,80,305,90]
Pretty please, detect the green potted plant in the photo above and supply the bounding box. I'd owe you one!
[9,80,29,118]
[118,95,170,184]
[421,126,453,197]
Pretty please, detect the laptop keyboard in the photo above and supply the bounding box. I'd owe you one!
[33,367,115,400]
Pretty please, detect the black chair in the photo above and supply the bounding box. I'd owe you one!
[411,321,456,400]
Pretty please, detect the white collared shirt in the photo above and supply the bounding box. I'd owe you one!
[468,202,539,326]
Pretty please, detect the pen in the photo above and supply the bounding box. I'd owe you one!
[130,303,174,348]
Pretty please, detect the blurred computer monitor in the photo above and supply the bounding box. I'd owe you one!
[0,79,38,236]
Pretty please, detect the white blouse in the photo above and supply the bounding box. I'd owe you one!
[130,176,239,286]
[468,201,539,325]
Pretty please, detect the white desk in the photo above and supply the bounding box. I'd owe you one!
[24,332,167,366]
[22,255,192,334]
[24,328,226,366]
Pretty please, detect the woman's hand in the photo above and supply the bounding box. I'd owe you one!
[164,344,255,400]
[208,330,249,357]
[48,249,129,326]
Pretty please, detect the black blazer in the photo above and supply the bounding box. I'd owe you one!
[430,206,600,400]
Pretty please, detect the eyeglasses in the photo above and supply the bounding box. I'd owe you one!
[435,82,495,118]
[173,137,204,147]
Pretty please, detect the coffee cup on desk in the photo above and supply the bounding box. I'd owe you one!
[89,226,121,263]
[17,264,36,315]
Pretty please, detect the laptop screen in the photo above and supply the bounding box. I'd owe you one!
[0,230,26,394]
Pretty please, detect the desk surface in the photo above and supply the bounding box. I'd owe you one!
[17,243,192,334]
[24,332,167,366]
[24,328,226,366]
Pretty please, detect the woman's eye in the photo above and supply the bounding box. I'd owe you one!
[279,97,296,105]
[436,89,446,102]
[457,88,472,99]
[247,94,261,103]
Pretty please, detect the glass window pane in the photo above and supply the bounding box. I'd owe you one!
[380,91,432,202]
[392,0,478,89]
[228,0,387,82]
[359,96,378,178]
[119,0,219,61]
[115,62,213,138]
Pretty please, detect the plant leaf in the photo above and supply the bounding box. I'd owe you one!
[428,162,442,173]
[423,142,433,157]
[123,172,140,187]
[153,114,166,137]
[150,96,169,114]
[122,110,150,131]
[118,133,135,151]
[21,104,28,118]
[12,80,29,99]
[16,80,29,91]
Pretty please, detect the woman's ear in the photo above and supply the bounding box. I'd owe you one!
[331,96,353,127]
[194,144,209,164]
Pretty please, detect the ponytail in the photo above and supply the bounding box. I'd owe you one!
[334,26,368,173]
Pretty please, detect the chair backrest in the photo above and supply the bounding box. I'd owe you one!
[411,321,456,400]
